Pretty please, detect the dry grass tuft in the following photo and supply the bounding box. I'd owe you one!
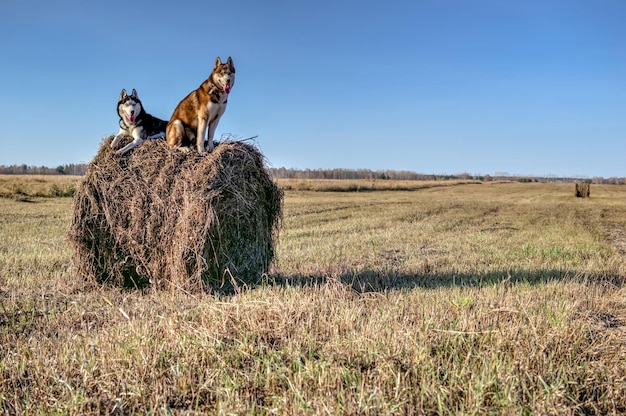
[0,174,79,199]
[67,136,283,292]
[276,178,481,192]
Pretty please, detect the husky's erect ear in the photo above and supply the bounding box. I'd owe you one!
[119,89,127,102]
[214,56,222,68]
[131,88,138,99]
[227,56,234,69]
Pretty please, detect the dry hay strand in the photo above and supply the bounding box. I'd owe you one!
[68,136,283,292]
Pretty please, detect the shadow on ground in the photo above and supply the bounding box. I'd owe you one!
[94,268,625,296]
[264,268,625,294]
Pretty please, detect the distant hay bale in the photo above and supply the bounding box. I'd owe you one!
[68,136,283,291]
[575,182,590,198]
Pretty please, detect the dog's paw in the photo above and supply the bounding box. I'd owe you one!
[111,135,123,149]
[173,146,191,153]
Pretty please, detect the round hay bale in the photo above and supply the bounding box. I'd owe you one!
[575,182,590,198]
[68,136,283,291]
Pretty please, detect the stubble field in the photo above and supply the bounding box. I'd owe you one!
[1,176,625,414]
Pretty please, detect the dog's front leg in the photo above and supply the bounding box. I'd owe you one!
[206,114,223,153]
[110,129,126,149]
[196,117,208,155]
[116,127,144,155]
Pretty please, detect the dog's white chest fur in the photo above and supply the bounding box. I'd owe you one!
[207,100,227,121]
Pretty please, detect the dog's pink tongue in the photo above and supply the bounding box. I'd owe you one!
[225,84,231,94]
[130,115,135,123]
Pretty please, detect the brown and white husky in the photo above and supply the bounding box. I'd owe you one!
[166,56,235,155]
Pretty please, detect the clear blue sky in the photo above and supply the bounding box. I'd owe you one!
[1,0,624,178]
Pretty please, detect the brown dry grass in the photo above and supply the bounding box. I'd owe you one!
[0,174,80,199]
[1,181,625,414]
[276,178,480,192]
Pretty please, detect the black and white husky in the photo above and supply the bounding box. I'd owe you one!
[110,88,168,155]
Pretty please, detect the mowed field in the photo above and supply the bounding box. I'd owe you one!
[1,175,625,414]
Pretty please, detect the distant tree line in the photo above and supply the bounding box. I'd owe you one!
[0,164,88,175]
[267,168,625,184]
[267,167,460,181]
[1,164,624,184]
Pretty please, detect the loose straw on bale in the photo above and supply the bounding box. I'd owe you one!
[68,136,283,292]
